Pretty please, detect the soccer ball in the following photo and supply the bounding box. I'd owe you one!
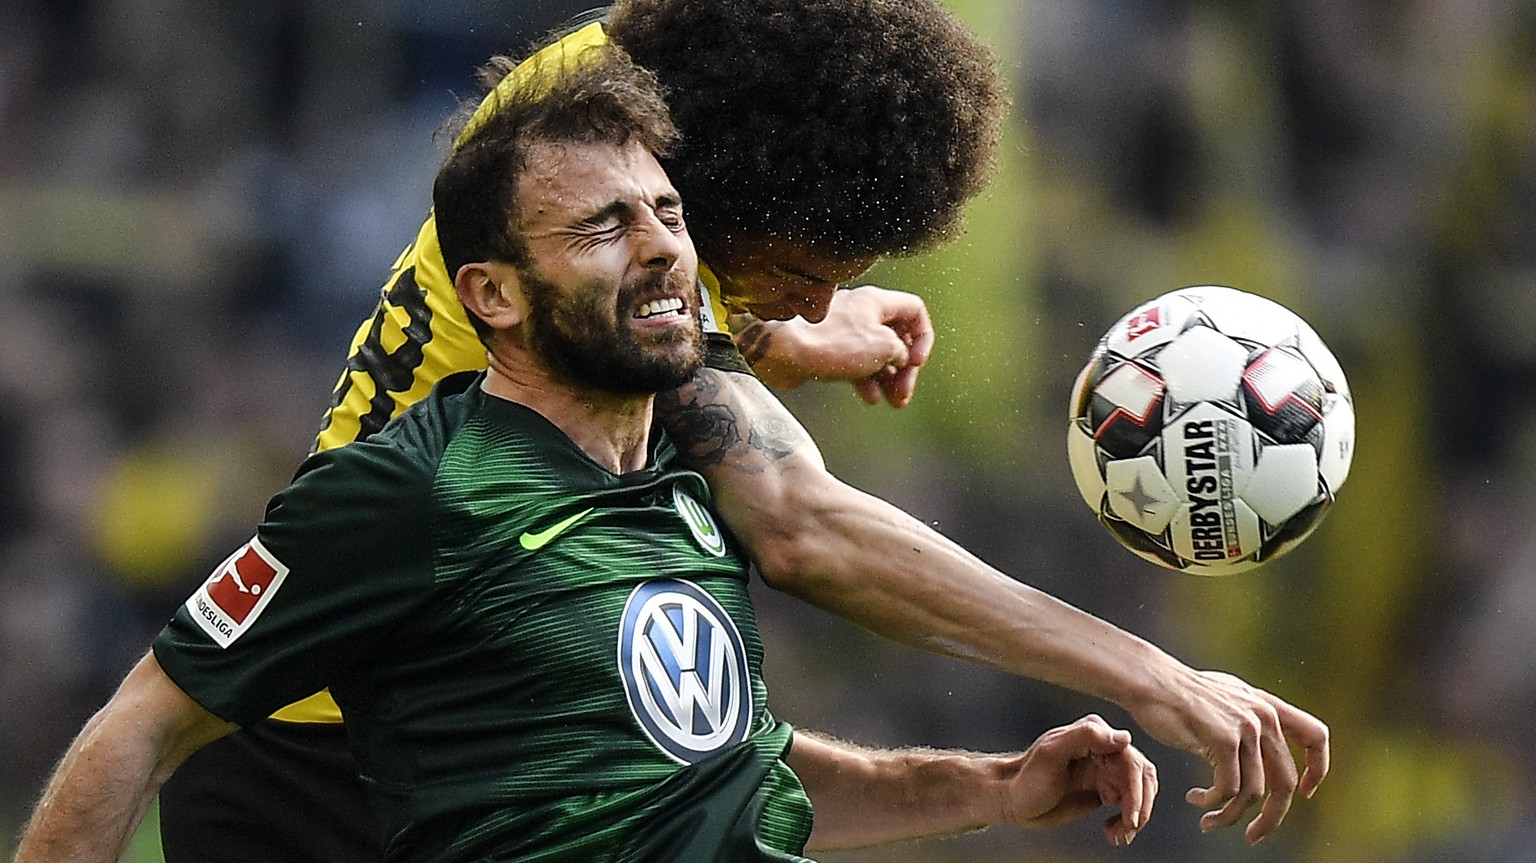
[1066,285,1354,576]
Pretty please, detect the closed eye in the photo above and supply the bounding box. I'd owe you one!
[655,195,685,232]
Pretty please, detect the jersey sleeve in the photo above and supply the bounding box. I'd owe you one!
[153,442,436,725]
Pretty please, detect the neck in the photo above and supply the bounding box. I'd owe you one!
[480,351,656,475]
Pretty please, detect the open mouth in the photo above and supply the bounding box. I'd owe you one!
[635,296,689,320]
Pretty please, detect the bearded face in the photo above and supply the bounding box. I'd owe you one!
[517,258,704,395]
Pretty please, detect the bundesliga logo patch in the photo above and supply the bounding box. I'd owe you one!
[186,537,288,648]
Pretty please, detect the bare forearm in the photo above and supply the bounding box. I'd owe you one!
[661,368,1180,712]
[663,368,1328,842]
[790,731,1015,851]
[17,716,165,861]
[729,314,804,390]
[727,287,931,401]
[767,491,1327,840]
[792,718,1157,851]
[15,653,233,863]
[747,462,1181,712]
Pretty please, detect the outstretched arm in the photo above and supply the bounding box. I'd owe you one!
[14,652,235,863]
[791,714,1155,851]
[657,368,1328,845]
[731,285,933,407]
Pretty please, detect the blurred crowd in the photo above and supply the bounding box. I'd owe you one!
[3,1,1536,861]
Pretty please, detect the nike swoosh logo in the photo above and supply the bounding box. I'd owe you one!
[519,507,594,551]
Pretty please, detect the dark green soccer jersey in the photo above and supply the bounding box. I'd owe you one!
[154,371,814,863]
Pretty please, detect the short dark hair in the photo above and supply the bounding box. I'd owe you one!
[433,42,678,286]
[608,0,1007,261]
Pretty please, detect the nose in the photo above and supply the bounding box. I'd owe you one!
[638,213,685,270]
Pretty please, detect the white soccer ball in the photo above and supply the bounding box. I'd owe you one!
[1066,285,1355,576]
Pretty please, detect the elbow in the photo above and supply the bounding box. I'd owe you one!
[746,504,824,594]
[742,480,850,597]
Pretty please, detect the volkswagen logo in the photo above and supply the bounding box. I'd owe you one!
[617,580,752,764]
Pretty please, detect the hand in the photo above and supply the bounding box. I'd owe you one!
[731,285,934,406]
[1003,714,1157,847]
[1126,668,1329,844]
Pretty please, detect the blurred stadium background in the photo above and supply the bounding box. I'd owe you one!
[3,1,1535,860]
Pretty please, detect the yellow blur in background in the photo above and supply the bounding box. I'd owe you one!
[2,1,1534,862]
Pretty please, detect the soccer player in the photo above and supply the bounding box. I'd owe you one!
[14,45,1157,862]
[160,1,1327,858]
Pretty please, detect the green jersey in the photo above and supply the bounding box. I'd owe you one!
[154,372,814,863]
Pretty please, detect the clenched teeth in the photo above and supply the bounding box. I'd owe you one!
[636,297,686,319]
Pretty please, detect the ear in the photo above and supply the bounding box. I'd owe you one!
[453,261,530,333]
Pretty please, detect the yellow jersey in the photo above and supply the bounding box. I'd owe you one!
[282,21,740,724]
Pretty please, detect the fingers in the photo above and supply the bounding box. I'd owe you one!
[1099,727,1156,845]
[869,289,933,371]
[1300,736,1329,799]
[1139,753,1158,835]
[1175,677,1327,844]
[1181,718,1246,828]
[847,358,905,406]
[843,285,931,405]
[1188,716,1263,834]
[876,362,922,407]
[844,342,916,407]
[1099,752,1155,847]
[817,315,907,381]
[1097,741,1157,847]
[877,296,934,368]
[1115,748,1143,835]
[781,285,932,405]
[1046,713,1131,758]
[1280,699,1330,799]
[1031,715,1157,846]
[852,377,884,405]
[1242,722,1299,844]
[864,293,930,407]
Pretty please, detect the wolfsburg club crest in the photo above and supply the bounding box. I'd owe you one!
[673,485,727,557]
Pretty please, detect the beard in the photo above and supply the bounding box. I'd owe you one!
[517,264,704,395]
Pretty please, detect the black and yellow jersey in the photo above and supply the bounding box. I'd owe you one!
[286,21,745,725]
[157,373,813,862]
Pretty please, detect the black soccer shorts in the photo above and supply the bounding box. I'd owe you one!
[159,720,381,863]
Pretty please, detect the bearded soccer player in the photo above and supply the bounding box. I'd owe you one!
[155,1,1327,859]
[15,44,1158,863]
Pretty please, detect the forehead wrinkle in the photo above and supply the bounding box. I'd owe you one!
[517,141,669,237]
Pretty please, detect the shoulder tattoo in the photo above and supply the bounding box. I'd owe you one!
[657,371,741,468]
[658,368,810,472]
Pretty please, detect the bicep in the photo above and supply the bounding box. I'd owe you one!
[125,652,237,767]
[656,369,836,571]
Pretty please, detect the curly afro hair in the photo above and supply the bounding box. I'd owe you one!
[607,0,1007,261]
